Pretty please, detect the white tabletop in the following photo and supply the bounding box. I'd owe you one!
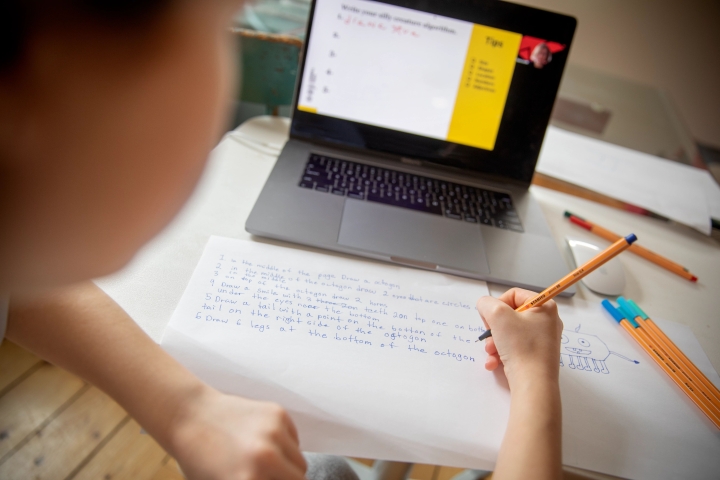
[98,115,720,371]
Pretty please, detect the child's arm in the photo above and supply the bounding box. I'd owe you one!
[7,281,307,480]
[476,288,564,480]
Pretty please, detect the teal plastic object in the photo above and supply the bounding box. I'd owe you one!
[234,29,302,115]
[617,297,638,320]
[601,299,639,328]
[627,299,650,320]
[616,302,640,328]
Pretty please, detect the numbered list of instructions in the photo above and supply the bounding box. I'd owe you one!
[164,236,490,367]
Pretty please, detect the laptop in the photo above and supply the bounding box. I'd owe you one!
[246,0,577,293]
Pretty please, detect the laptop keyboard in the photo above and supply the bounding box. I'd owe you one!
[298,154,523,232]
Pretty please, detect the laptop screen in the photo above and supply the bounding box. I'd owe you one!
[291,0,576,184]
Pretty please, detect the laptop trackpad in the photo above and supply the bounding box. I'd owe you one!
[337,199,490,274]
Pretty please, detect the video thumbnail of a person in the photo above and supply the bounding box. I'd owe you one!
[517,35,566,69]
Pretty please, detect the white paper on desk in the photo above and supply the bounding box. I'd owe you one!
[555,300,720,480]
[653,318,720,390]
[537,126,713,234]
[162,236,504,470]
[162,237,720,479]
[699,169,720,221]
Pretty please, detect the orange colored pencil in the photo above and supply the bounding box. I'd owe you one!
[604,299,720,429]
[617,318,720,429]
[515,234,637,313]
[628,299,720,402]
[637,321,720,416]
[616,298,720,412]
[478,234,636,342]
[641,325,720,411]
[564,211,698,282]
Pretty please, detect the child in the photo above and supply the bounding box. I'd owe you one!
[0,1,563,479]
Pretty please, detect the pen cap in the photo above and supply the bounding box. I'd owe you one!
[624,233,638,244]
[569,216,593,230]
[601,299,625,324]
[627,299,649,320]
[616,301,640,328]
[617,297,637,318]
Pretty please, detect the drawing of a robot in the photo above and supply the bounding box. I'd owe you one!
[560,325,639,374]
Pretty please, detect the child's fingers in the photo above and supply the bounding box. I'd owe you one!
[475,295,513,329]
[279,407,301,445]
[485,353,500,371]
[535,298,560,318]
[276,432,308,474]
[484,337,497,355]
[497,287,540,310]
[475,297,492,329]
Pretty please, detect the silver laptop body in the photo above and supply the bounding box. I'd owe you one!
[247,0,577,294]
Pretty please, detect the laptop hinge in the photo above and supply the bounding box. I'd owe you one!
[399,157,423,166]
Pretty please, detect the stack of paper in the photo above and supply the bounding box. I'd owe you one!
[537,126,720,235]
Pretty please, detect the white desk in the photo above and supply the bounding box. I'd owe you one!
[97,116,720,477]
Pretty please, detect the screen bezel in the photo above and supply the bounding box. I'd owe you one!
[289,0,577,185]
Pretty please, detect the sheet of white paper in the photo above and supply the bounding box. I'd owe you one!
[554,299,720,480]
[162,237,720,478]
[653,318,720,390]
[537,126,712,234]
[162,236,502,470]
[699,169,720,222]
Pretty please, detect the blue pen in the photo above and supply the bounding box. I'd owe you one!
[604,299,720,427]
[601,299,638,328]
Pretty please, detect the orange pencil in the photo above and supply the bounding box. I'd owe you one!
[515,234,637,313]
[640,326,720,413]
[617,297,720,418]
[628,299,720,402]
[616,298,720,411]
[603,300,720,429]
[564,211,698,282]
[477,234,637,343]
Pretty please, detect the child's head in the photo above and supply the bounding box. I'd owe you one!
[0,0,241,291]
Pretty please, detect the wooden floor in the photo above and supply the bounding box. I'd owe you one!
[0,340,471,480]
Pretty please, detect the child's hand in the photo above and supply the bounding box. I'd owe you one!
[476,288,563,388]
[477,289,564,480]
[170,386,307,480]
